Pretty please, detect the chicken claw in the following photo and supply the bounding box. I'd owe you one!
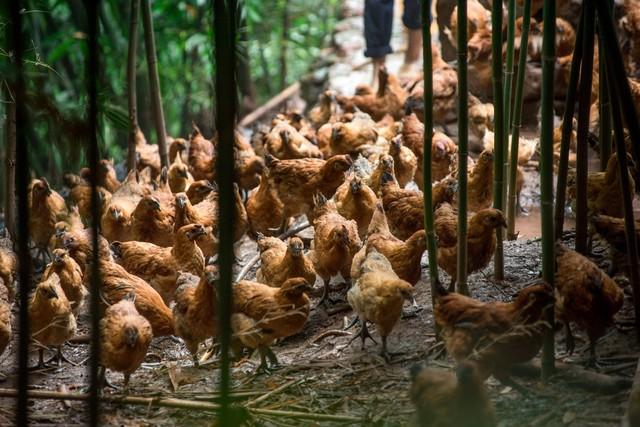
[346,320,378,350]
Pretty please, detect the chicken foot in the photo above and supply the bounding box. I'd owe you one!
[44,346,78,367]
[565,322,575,355]
[346,320,378,350]
[256,346,279,374]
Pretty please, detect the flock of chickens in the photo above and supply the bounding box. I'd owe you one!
[0,0,640,424]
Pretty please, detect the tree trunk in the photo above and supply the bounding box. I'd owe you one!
[3,84,16,239]
[141,0,168,168]
[279,0,289,91]
[127,0,140,171]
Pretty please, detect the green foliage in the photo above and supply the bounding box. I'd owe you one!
[0,0,339,184]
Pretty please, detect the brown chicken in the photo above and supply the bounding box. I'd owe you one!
[97,259,174,336]
[464,149,495,212]
[329,113,379,156]
[135,127,162,177]
[590,153,636,218]
[435,204,507,289]
[591,214,640,274]
[173,266,219,365]
[43,249,86,315]
[174,192,218,257]
[368,154,396,195]
[434,280,553,385]
[235,149,265,192]
[0,285,10,357]
[101,170,151,243]
[187,124,215,181]
[265,120,322,159]
[410,362,496,427]
[131,196,175,247]
[389,136,417,188]
[168,153,194,193]
[482,131,538,166]
[335,175,377,239]
[0,246,17,299]
[61,227,112,273]
[29,273,77,367]
[255,235,316,287]
[309,194,362,306]
[30,178,69,262]
[186,180,217,205]
[95,159,121,193]
[555,243,624,364]
[265,154,353,225]
[338,67,407,121]
[246,169,285,237]
[347,249,413,360]
[69,184,112,224]
[112,223,207,304]
[168,136,189,164]
[365,203,426,287]
[308,90,338,129]
[231,277,312,371]
[381,172,457,241]
[99,291,152,389]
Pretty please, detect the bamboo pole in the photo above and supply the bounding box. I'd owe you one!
[603,50,640,341]
[540,0,557,380]
[507,0,532,240]
[213,0,237,422]
[574,1,595,255]
[8,1,31,424]
[141,0,169,169]
[455,0,468,294]
[492,0,505,281]
[597,5,612,172]
[554,5,585,241]
[3,82,16,239]
[86,3,102,425]
[127,0,140,171]
[422,1,442,304]
[502,0,516,214]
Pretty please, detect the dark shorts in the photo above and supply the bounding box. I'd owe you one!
[364,0,425,58]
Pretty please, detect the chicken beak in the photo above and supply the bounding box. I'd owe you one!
[53,254,63,264]
[47,287,58,299]
[176,197,186,209]
[180,169,189,178]
[112,209,121,221]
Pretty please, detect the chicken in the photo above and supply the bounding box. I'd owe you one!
[264,119,322,159]
[309,194,362,306]
[409,362,496,427]
[131,196,175,247]
[402,113,457,187]
[29,273,77,367]
[100,291,152,388]
[188,124,215,181]
[555,242,624,364]
[464,149,495,212]
[69,184,112,224]
[186,180,217,205]
[337,66,407,121]
[168,136,189,165]
[174,192,218,257]
[469,101,495,152]
[334,175,377,239]
[308,90,337,129]
[246,169,285,237]
[0,246,17,300]
[255,235,316,287]
[449,0,490,50]
[346,249,413,360]
[97,259,174,336]
[590,153,636,218]
[43,249,86,315]
[235,149,265,192]
[482,131,538,166]
[265,154,353,224]
[329,113,379,156]
[0,286,10,357]
[591,214,640,273]
[29,178,69,263]
[368,154,396,195]
[365,203,426,287]
[96,159,121,193]
[111,223,207,304]
[50,204,84,251]
[435,204,507,289]
[434,280,553,385]
[100,170,149,243]
[381,172,457,241]
[168,152,194,193]
[135,127,161,177]
[61,228,112,274]
[173,266,219,365]
[389,135,417,188]
[231,278,312,371]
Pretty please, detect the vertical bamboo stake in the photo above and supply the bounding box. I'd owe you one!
[8,1,31,424]
[455,0,469,294]
[597,5,612,172]
[127,0,140,171]
[554,6,585,241]
[540,0,556,380]
[141,0,168,169]
[502,0,516,213]
[507,0,532,240]
[3,83,16,239]
[422,0,441,307]
[213,0,237,422]
[85,3,102,425]
[492,0,505,281]
[574,1,596,255]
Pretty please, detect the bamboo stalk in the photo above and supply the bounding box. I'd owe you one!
[603,50,640,341]
[422,2,442,303]
[507,0,532,240]
[540,0,557,380]
[3,82,16,238]
[554,6,585,241]
[127,0,140,171]
[574,1,596,255]
[455,0,468,294]
[597,4,612,172]
[492,0,505,281]
[141,0,169,168]
[0,389,363,423]
[213,0,237,422]
[502,0,516,213]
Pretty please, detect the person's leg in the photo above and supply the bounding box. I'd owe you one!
[400,0,423,76]
[364,0,394,84]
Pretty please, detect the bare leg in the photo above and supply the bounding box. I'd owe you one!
[404,29,422,64]
[314,278,331,309]
[372,57,386,87]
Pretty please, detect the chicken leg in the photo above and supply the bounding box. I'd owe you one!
[346,320,378,350]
